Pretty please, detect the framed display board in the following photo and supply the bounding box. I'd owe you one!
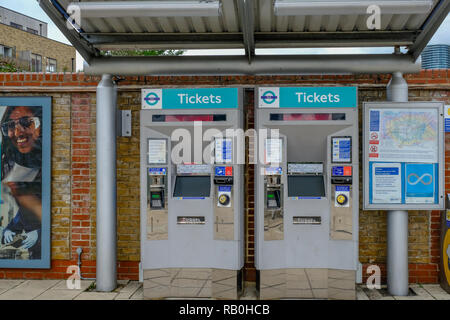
[0,97,52,268]
[363,101,444,210]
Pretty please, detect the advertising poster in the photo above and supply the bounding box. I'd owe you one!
[405,163,435,204]
[0,98,51,268]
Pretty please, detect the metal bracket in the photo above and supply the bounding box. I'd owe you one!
[238,0,255,64]
[117,110,132,137]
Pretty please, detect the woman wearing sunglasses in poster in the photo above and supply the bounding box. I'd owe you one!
[0,106,42,260]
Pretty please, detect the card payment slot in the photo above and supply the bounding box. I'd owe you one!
[150,190,164,209]
[266,190,281,209]
[331,177,353,184]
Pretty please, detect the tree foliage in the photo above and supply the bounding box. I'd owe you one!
[0,57,30,72]
[102,49,184,56]
[0,58,19,72]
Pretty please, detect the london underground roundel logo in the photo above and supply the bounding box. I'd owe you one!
[261,91,278,104]
[144,92,161,106]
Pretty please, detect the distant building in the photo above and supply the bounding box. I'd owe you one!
[0,6,76,72]
[421,44,450,69]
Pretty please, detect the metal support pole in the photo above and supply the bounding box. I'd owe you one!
[96,74,117,292]
[386,71,409,296]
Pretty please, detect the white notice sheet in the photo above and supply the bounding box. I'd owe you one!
[148,139,167,164]
[372,162,402,204]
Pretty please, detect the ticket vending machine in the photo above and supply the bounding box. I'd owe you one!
[140,88,244,299]
[255,87,359,299]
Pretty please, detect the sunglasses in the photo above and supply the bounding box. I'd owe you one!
[1,117,40,136]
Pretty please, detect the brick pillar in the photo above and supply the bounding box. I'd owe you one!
[430,211,441,264]
[71,93,93,264]
[244,89,256,281]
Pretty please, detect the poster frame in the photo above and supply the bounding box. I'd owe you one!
[0,96,51,268]
[363,101,444,211]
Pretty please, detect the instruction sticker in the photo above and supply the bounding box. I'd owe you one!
[215,138,232,164]
[148,139,167,164]
[264,138,282,164]
[332,137,351,163]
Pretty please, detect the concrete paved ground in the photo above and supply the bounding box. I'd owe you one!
[0,280,447,300]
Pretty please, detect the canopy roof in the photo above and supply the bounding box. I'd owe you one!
[39,0,449,73]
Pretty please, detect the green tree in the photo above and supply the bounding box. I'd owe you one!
[0,57,30,72]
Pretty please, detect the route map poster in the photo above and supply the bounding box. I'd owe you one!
[368,109,438,163]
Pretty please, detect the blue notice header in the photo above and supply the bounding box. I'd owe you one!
[375,167,399,175]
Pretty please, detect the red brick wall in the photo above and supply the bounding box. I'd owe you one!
[0,71,448,283]
[71,93,93,261]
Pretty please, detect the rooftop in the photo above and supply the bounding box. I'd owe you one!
[0,5,48,26]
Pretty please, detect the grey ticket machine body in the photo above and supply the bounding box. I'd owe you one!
[255,87,359,299]
[140,88,244,299]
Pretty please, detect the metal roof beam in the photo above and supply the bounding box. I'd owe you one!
[67,1,221,18]
[274,0,434,16]
[84,54,420,76]
[84,31,417,49]
[38,0,99,63]
[238,0,255,63]
[255,31,417,46]
[408,0,450,61]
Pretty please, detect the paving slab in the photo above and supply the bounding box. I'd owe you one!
[130,286,144,300]
[407,286,435,300]
[0,280,25,295]
[361,287,384,300]
[74,292,119,300]
[421,284,450,300]
[51,279,94,291]
[0,280,59,300]
[427,294,450,300]
[0,280,25,289]
[34,289,84,300]
[115,281,142,300]
[356,286,370,300]
[422,284,449,294]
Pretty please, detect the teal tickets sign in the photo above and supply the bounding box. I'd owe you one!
[142,88,239,109]
[258,87,357,108]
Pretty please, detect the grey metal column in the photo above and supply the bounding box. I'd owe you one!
[386,72,409,296]
[96,74,117,291]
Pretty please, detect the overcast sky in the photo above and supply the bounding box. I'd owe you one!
[1,0,449,70]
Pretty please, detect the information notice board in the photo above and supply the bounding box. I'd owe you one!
[363,102,445,210]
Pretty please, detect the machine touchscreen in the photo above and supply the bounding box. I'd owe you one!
[288,175,325,197]
[173,176,211,197]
